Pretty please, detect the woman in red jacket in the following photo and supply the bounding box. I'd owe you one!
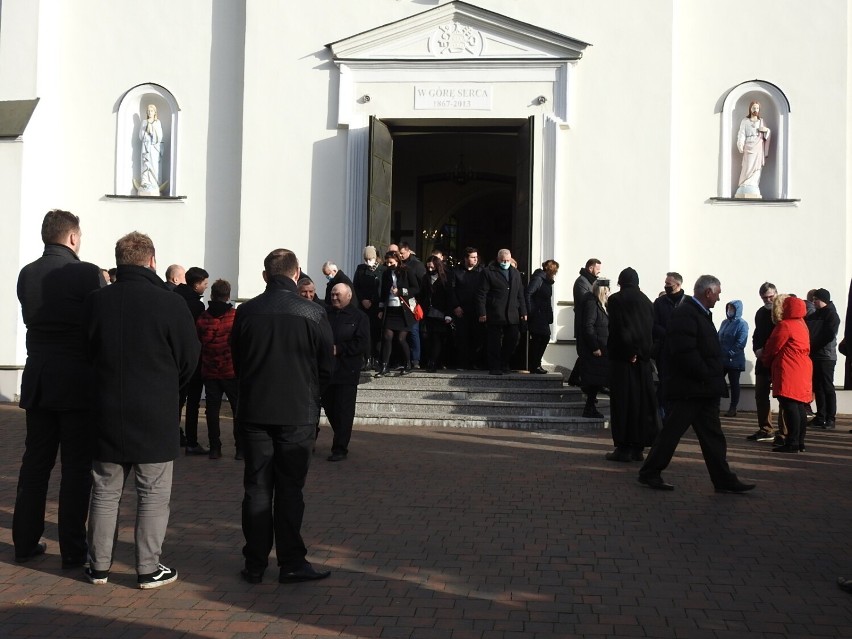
[761,296,812,452]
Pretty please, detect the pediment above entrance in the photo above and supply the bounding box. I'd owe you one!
[328,1,590,62]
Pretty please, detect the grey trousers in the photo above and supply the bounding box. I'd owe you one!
[88,461,173,575]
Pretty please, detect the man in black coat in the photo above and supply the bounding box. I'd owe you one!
[569,258,601,385]
[452,247,485,369]
[13,209,106,567]
[605,267,659,460]
[808,288,840,428]
[174,266,209,454]
[322,283,370,461]
[652,271,686,417]
[748,282,778,442]
[84,232,200,588]
[399,242,427,367]
[321,260,358,308]
[639,275,755,493]
[231,248,334,585]
[477,248,527,375]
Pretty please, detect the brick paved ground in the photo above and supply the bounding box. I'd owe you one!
[1,403,851,638]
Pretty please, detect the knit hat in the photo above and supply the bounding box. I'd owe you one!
[617,267,639,287]
[363,245,377,261]
[814,288,831,304]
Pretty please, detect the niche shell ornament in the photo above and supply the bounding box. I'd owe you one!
[428,22,484,57]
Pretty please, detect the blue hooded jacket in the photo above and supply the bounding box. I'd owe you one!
[718,299,749,371]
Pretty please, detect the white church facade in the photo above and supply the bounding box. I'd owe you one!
[1,0,851,401]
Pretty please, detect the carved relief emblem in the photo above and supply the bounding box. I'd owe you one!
[428,22,484,56]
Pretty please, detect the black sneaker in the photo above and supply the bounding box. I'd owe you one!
[185,445,209,456]
[85,566,109,585]
[746,430,774,442]
[138,564,178,589]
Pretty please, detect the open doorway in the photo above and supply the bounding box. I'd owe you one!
[368,118,533,277]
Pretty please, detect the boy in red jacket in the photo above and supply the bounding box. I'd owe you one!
[197,279,240,459]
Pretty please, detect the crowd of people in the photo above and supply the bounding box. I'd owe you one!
[15,208,852,592]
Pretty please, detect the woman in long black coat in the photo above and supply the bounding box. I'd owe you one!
[579,280,610,418]
[525,259,559,374]
[419,256,458,372]
[375,251,420,376]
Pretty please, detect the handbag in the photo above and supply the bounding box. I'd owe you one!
[406,296,424,321]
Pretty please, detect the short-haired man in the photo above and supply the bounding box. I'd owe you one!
[807,288,840,428]
[652,271,686,417]
[569,258,602,385]
[477,249,527,375]
[322,283,370,461]
[13,209,106,567]
[297,277,318,302]
[639,275,755,493]
[84,232,200,587]
[231,249,333,584]
[453,247,485,369]
[174,266,210,454]
[748,282,778,442]
[197,279,241,459]
[164,264,186,291]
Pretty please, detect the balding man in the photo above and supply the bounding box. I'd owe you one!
[321,283,369,461]
[164,264,186,291]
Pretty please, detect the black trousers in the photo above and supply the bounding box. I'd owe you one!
[778,397,807,447]
[640,397,738,488]
[13,408,92,562]
[321,384,358,455]
[180,364,204,446]
[204,377,240,450]
[528,333,549,370]
[241,422,313,573]
[454,311,485,368]
[486,323,519,371]
[812,359,837,422]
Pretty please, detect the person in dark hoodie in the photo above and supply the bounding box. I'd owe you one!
[174,266,209,454]
[718,300,749,417]
[196,279,240,460]
[525,259,559,374]
[807,288,840,428]
[605,267,659,461]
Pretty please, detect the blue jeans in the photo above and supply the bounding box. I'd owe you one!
[241,422,314,572]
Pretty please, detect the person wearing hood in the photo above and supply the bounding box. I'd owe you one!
[640,275,755,493]
[806,288,840,428]
[718,300,749,417]
[196,279,240,460]
[569,258,602,385]
[353,246,386,368]
[605,267,659,461]
[761,296,812,452]
[525,259,559,374]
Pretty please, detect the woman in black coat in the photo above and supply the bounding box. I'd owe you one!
[579,280,611,418]
[525,259,559,374]
[419,256,458,372]
[375,251,420,376]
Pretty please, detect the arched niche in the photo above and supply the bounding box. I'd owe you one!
[719,80,790,200]
[114,83,180,197]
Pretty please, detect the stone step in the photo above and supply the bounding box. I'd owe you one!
[355,398,588,418]
[359,369,565,389]
[321,412,606,432]
[356,387,589,403]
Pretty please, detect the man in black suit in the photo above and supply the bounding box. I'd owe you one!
[477,248,527,375]
[231,248,334,584]
[639,275,755,493]
[14,209,106,567]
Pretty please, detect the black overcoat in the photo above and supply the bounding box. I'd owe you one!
[231,276,334,426]
[477,263,527,325]
[579,295,611,387]
[663,298,726,400]
[606,284,654,362]
[84,265,200,463]
[378,266,421,329]
[327,302,370,385]
[17,244,105,410]
[525,269,554,336]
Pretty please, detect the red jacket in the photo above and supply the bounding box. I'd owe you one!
[196,302,236,380]
[761,297,812,403]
